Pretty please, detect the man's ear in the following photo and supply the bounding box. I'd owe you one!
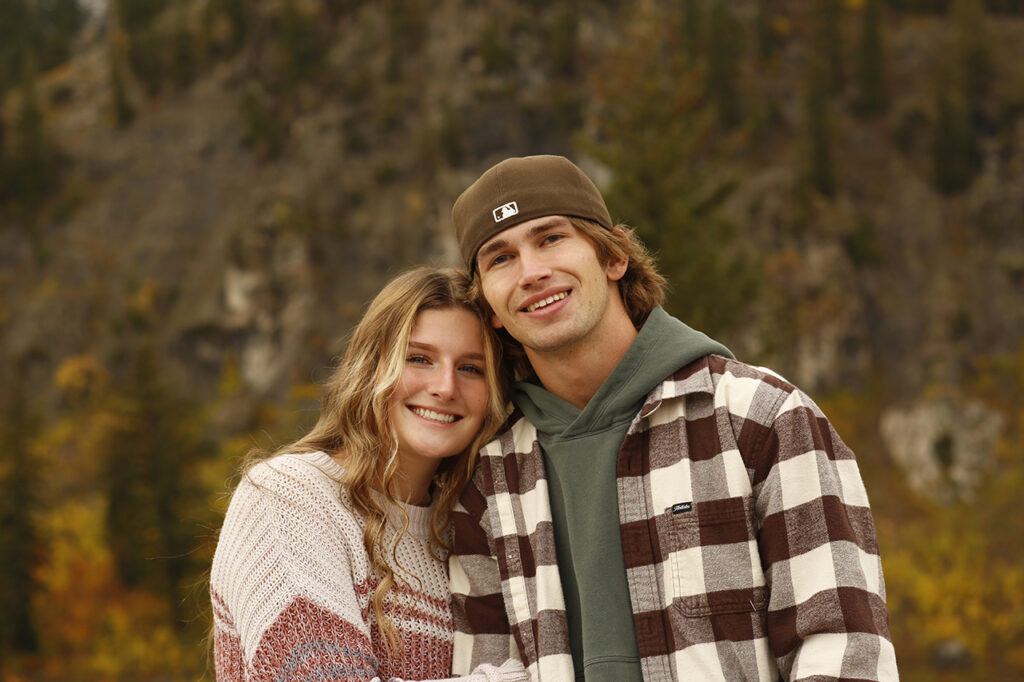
[606,255,628,282]
[605,227,629,282]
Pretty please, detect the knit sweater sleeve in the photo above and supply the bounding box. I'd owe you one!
[210,456,383,681]
[210,454,528,682]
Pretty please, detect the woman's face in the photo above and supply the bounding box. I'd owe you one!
[388,307,490,469]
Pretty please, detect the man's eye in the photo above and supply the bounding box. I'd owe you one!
[542,233,564,245]
[489,253,510,268]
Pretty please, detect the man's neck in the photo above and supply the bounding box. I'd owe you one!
[525,307,638,411]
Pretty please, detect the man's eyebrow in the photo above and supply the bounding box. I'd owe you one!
[476,218,570,264]
[477,237,509,263]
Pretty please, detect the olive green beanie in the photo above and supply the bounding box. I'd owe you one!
[452,155,613,271]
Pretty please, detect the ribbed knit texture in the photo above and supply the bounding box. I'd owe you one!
[210,451,527,682]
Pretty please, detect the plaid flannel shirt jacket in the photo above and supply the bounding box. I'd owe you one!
[450,354,898,681]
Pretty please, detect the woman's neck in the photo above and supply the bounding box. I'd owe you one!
[390,453,440,506]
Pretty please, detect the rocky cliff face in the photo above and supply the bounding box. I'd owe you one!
[2,2,1022,454]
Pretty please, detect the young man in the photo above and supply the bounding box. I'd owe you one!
[448,155,897,681]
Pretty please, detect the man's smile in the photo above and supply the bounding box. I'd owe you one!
[521,289,571,313]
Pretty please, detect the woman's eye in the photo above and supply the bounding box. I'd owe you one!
[460,364,485,376]
[407,355,430,365]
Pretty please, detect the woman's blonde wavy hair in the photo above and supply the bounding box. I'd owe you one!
[245,266,508,652]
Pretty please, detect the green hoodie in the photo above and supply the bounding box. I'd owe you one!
[513,307,733,681]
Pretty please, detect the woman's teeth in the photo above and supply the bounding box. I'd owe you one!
[411,407,457,423]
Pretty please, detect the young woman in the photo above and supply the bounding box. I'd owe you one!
[210,267,525,681]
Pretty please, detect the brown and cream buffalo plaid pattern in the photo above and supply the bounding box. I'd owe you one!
[450,355,898,681]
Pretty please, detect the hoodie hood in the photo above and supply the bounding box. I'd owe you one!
[513,307,733,438]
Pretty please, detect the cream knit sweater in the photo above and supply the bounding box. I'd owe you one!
[210,451,524,682]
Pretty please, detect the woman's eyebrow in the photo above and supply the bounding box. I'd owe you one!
[408,342,485,362]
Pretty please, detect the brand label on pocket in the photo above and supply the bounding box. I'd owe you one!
[672,502,693,514]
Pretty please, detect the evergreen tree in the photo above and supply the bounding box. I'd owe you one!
[0,0,31,95]
[804,60,836,197]
[813,0,845,94]
[170,16,197,90]
[584,4,758,338]
[384,0,426,81]
[755,0,781,62]
[113,0,171,95]
[279,0,327,83]
[680,0,702,57]
[855,0,887,116]
[548,0,581,79]
[204,0,249,57]
[109,31,135,127]
[34,0,86,71]
[0,365,42,654]
[101,330,209,623]
[706,0,742,130]
[931,68,979,194]
[951,0,991,106]
[11,62,57,212]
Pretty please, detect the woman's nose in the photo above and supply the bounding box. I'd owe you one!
[428,368,456,400]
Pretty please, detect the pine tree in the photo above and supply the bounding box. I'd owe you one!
[706,0,742,130]
[813,0,845,94]
[100,328,209,623]
[855,0,887,116]
[0,0,30,95]
[804,60,836,197]
[929,0,987,195]
[113,0,170,95]
[11,62,57,212]
[755,0,781,62]
[680,0,702,57]
[0,365,42,654]
[584,4,758,338]
[951,0,991,106]
[279,0,327,83]
[169,15,197,90]
[109,31,135,127]
[931,69,979,195]
[35,0,86,71]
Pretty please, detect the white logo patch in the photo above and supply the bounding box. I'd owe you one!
[492,201,519,223]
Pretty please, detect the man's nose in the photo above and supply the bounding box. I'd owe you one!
[518,249,552,287]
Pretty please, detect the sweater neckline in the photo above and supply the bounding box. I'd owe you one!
[300,451,437,540]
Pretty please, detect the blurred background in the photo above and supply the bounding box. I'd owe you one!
[0,0,1022,679]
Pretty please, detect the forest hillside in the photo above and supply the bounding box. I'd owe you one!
[1,0,1023,680]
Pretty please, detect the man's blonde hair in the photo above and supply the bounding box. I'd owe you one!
[472,217,667,378]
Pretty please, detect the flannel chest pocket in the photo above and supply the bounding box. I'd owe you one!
[663,495,768,617]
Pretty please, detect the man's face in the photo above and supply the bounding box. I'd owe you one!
[475,216,626,356]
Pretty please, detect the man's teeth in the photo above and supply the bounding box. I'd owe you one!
[526,292,567,312]
[411,407,457,423]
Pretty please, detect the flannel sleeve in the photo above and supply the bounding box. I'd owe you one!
[449,470,523,675]
[751,387,899,681]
